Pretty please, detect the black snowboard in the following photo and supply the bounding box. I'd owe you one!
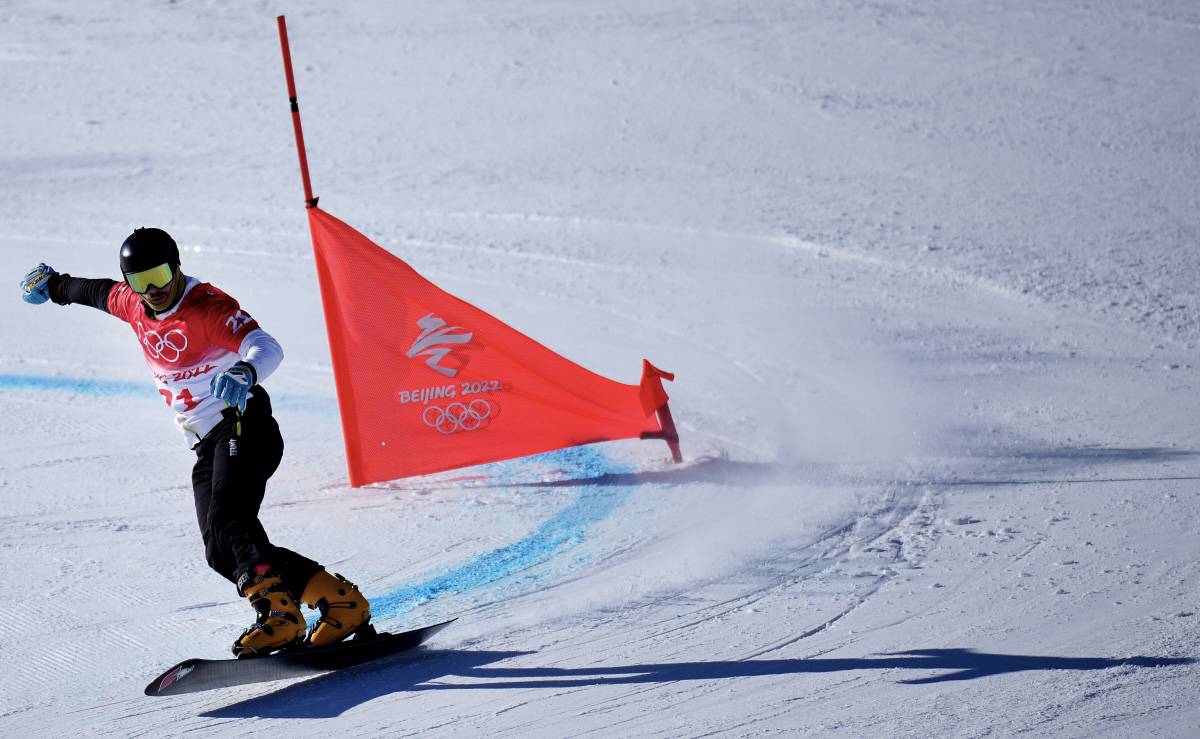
[145,619,456,696]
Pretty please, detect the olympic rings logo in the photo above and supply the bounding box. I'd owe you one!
[141,328,189,363]
[422,399,492,434]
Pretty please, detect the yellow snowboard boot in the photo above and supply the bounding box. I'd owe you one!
[300,570,371,647]
[232,565,305,657]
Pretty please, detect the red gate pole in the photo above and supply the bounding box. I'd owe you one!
[277,16,318,208]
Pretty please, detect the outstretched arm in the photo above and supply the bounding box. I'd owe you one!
[20,263,117,313]
[49,274,118,312]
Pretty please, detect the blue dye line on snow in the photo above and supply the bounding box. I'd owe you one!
[0,372,336,414]
[0,373,147,396]
[370,444,637,622]
[4,372,636,624]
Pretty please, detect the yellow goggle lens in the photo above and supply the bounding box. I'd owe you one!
[125,263,175,294]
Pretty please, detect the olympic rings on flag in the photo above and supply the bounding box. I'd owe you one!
[422,399,493,434]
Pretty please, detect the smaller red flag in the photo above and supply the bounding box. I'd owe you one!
[306,207,677,486]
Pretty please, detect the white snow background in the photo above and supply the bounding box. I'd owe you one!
[2,1,1199,735]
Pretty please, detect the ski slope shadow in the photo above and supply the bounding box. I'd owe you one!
[202,649,1192,719]
[475,456,788,489]
[478,446,1200,492]
[925,445,1200,488]
[412,649,1194,690]
[201,650,529,720]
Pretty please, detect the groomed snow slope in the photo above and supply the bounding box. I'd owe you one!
[2,1,1199,735]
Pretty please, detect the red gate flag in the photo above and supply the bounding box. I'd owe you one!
[307,207,679,486]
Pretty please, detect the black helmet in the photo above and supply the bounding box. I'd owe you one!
[119,227,179,275]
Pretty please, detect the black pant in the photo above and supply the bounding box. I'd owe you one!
[192,388,321,598]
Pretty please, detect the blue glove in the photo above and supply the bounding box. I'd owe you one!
[210,361,257,413]
[20,263,56,304]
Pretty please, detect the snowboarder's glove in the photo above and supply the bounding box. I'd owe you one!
[210,361,257,413]
[20,263,56,305]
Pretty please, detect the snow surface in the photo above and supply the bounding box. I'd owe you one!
[3,0,1200,735]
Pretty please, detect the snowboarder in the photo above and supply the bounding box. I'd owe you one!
[19,227,371,657]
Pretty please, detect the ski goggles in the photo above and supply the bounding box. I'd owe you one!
[124,263,175,294]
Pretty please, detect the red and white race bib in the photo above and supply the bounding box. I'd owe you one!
[108,278,261,445]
